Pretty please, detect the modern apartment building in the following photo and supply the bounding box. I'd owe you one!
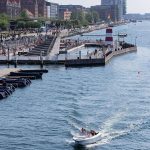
[91,5,119,22]
[46,2,59,19]
[101,0,126,21]
[122,0,126,15]
[101,0,114,5]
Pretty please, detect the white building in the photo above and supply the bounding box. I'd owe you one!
[46,2,59,19]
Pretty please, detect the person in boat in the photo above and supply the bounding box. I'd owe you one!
[81,128,86,133]
[90,130,97,136]
[81,128,97,136]
[81,128,91,137]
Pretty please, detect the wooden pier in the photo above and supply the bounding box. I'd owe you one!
[0,68,48,100]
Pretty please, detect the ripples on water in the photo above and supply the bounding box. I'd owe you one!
[0,21,150,150]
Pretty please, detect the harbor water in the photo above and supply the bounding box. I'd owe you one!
[0,21,150,150]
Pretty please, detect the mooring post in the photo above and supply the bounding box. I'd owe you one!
[79,51,81,59]
[7,46,10,65]
[65,49,68,60]
[14,55,17,68]
[40,51,44,68]
[135,36,137,46]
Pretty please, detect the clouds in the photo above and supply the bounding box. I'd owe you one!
[49,0,99,7]
[127,0,150,14]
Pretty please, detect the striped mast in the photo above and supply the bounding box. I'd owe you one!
[105,28,113,48]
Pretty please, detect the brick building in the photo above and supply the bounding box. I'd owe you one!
[20,0,38,18]
[20,0,47,18]
[38,0,47,17]
[0,0,21,19]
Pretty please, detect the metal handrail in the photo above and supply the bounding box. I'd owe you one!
[47,36,57,56]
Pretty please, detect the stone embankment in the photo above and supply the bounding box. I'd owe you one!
[105,46,137,63]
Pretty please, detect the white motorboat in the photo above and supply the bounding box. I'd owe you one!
[73,130,102,146]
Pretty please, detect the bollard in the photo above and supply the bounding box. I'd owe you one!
[7,47,10,65]
[79,51,81,59]
[40,51,44,68]
[14,56,17,68]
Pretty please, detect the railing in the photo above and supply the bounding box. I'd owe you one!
[47,36,57,56]
[14,56,45,61]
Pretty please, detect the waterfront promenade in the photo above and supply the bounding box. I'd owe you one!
[0,21,133,66]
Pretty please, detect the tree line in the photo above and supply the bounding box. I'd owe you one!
[0,10,100,31]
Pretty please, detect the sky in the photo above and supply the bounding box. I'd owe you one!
[49,0,150,14]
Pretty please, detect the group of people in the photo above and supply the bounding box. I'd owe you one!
[61,39,82,50]
[0,33,50,56]
[81,128,98,137]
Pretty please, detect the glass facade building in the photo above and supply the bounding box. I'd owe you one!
[101,0,126,21]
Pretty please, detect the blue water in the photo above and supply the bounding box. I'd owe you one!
[0,21,150,150]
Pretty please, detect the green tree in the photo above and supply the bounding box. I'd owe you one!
[71,11,89,27]
[0,13,9,30]
[20,10,28,19]
[70,12,77,20]
[71,20,79,28]
[33,22,41,28]
[85,13,93,23]
[17,21,26,28]
[25,21,32,28]
[92,11,99,23]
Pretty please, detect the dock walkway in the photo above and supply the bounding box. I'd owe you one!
[0,69,20,77]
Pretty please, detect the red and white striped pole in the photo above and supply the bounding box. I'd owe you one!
[105,28,113,46]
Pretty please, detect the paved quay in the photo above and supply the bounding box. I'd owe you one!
[0,21,132,65]
[0,68,20,77]
[65,46,137,67]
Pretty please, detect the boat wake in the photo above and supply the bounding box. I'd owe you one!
[67,110,144,149]
[86,114,145,149]
[81,112,129,148]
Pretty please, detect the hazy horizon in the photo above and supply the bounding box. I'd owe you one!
[48,0,150,14]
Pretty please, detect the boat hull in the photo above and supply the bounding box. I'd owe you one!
[73,133,101,145]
